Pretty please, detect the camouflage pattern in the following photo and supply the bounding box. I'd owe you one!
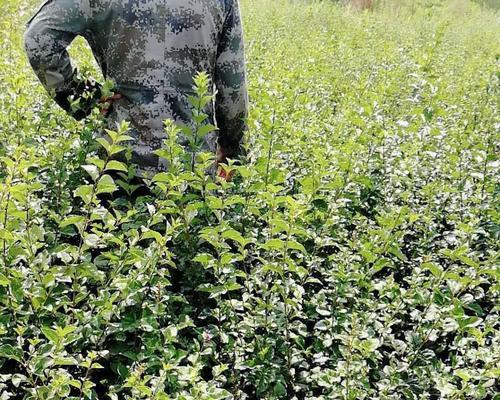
[24,0,248,173]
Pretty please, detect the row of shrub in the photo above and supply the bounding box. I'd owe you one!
[0,0,498,398]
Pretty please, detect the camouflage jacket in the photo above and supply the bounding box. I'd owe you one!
[24,0,248,172]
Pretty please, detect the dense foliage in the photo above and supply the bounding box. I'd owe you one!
[0,0,499,399]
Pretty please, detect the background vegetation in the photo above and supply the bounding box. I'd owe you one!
[0,0,498,399]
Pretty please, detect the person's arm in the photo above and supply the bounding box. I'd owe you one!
[214,0,248,161]
[24,0,101,120]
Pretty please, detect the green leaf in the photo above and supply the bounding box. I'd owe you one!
[388,245,407,261]
[193,253,215,266]
[88,157,106,171]
[117,134,134,143]
[11,374,26,387]
[0,344,23,362]
[0,229,14,241]
[455,369,471,382]
[54,356,78,366]
[104,129,118,143]
[109,144,126,156]
[360,338,380,354]
[222,229,248,247]
[270,218,289,234]
[273,382,287,397]
[261,263,284,276]
[458,255,479,269]
[152,172,172,183]
[106,160,128,172]
[206,196,223,210]
[60,215,85,229]
[41,327,59,344]
[96,138,111,154]
[288,240,306,253]
[197,124,218,138]
[58,325,77,338]
[33,356,54,375]
[96,174,117,195]
[300,176,319,196]
[82,165,100,181]
[422,262,443,278]
[0,273,10,286]
[262,239,285,251]
[84,233,101,247]
[224,282,243,291]
[373,257,392,273]
[198,285,228,297]
[141,229,164,244]
[74,185,94,204]
[457,316,482,330]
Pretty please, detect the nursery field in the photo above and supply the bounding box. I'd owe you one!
[0,0,499,399]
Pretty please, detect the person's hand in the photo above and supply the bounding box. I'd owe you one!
[99,93,122,117]
[216,146,235,182]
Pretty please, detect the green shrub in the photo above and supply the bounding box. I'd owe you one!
[0,0,498,399]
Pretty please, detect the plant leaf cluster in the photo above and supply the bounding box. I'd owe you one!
[0,0,498,399]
